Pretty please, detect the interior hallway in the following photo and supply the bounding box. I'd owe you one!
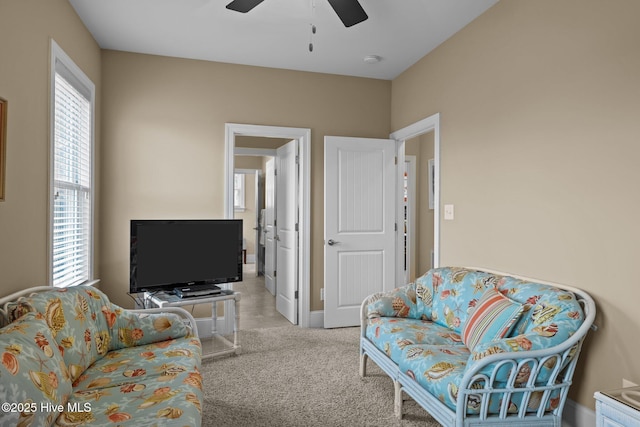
[230,263,292,330]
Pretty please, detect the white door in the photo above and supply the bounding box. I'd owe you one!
[264,158,276,295]
[324,136,397,328]
[275,140,298,324]
[254,171,263,276]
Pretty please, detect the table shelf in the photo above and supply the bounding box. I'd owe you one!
[144,290,241,359]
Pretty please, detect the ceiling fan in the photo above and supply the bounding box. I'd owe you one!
[226,0,368,28]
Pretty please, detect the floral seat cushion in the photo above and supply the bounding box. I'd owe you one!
[71,336,202,390]
[398,344,470,411]
[366,317,464,363]
[60,336,203,426]
[399,343,562,415]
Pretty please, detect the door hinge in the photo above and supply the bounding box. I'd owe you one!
[395,156,398,165]
[274,270,277,277]
[395,222,398,232]
[274,168,277,176]
[295,290,299,299]
[295,223,299,232]
[295,155,299,164]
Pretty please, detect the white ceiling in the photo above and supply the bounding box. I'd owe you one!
[69,0,498,80]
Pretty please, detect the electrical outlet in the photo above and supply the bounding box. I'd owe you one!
[623,378,638,388]
[320,288,325,301]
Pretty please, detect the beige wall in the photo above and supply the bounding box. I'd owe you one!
[100,50,391,309]
[0,0,101,293]
[392,0,640,409]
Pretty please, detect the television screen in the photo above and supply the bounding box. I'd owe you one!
[130,219,243,293]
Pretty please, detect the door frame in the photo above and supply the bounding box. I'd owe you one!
[225,123,312,327]
[390,113,441,285]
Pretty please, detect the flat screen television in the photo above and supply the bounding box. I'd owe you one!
[129,219,243,294]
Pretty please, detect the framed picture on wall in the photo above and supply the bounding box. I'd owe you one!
[0,97,6,201]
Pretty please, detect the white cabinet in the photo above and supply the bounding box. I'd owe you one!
[595,386,640,427]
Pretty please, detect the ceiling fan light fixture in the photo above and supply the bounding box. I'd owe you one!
[363,55,382,64]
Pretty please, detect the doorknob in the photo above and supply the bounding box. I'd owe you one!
[327,239,339,246]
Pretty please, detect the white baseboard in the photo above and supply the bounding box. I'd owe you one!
[563,399,595,427]
[309,310,324,328]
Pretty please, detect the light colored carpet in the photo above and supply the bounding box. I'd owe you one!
[201,326,440,426]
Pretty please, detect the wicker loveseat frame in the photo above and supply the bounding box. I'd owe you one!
[360,267,596,427]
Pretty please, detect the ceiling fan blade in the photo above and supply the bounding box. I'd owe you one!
[326,0,368,27]
[226,0,265,13]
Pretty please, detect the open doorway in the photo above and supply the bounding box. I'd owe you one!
[225,124,312,328]
[233,141,282,298]
[403,131,435,283]
[391,113,441,284]
[233,167,263,272]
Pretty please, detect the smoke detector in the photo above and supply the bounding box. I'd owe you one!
[363,55,382,64]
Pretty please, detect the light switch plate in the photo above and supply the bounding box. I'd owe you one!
[444,204,454,220]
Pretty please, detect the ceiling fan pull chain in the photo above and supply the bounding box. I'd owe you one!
[309,0,316,52]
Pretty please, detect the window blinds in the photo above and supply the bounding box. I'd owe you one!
[52,71,92,287]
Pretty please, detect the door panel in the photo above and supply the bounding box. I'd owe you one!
[275,140,298,324]
[324,136,396,328]
[337,250,384,306]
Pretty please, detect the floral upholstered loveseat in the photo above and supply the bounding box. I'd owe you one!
[360,267,596,427]
[0,285,203,426]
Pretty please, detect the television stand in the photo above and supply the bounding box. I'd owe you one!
[143,290,241,359]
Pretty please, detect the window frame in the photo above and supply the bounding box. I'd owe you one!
[234,172,246,211]
[49,39,96,287]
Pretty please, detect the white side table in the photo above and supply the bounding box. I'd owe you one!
[144,290,241,359]
[595,386,640,427]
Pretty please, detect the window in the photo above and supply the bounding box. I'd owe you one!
[50,41,95,287]
[234,173,245,211]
